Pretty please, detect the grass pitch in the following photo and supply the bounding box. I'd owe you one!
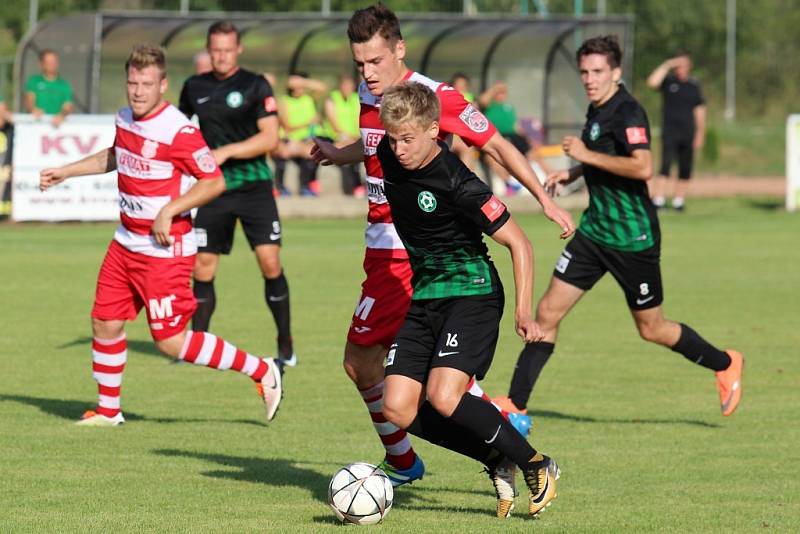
[1,198,798,533]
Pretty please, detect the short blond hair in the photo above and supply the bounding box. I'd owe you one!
[125,44,167,79]
[380,82,440,131]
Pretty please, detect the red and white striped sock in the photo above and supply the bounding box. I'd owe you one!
[359,381,417,470]
[466,377,510,419]
[92,334,127,418]
[179,331,268,381]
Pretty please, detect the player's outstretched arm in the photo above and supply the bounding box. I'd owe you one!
[39,147,116,191]
[310,137,363,166]
[562,135,652,180]
[482,132,575,238]
[489,217,544,344]
[151,177,225,246]
[213,115,279,166]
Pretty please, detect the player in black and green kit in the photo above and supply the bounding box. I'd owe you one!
[180,21,296,366]
[376,82,560,519]
[495,36,743,418]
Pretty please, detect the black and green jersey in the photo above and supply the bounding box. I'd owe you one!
[578,85,660,252]
[179,68,276,190]
[377,140,510,300]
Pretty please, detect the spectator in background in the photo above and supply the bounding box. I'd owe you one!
[193,50,212,75]
[479,81,537,195]
[647,52,706,211]
[450,72,475,103]
[0,94,12,129]
[321,74,365,196]
[0,94,11,217]
[449,72,477,170]
[274,72,327,196]
[25,49,73,127]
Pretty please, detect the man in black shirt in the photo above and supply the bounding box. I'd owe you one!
[376,82,560,519]
[180,21,296,367]
[647,53,706,210]
[494,36,743,419]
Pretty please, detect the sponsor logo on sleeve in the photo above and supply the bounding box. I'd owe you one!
[192,147,218,174]
[141,139,159,159]
[264,96,277,113]
[480,194,505,223]
[625,127,648,145]
[458,104,489,133]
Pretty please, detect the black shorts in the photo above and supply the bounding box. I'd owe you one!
[660,129,694,180]
[194,180,281,254]
[503,133,531,156]
[553,231,663,310]
[385,293,504,383]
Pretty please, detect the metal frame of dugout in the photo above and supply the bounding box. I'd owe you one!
[15,11,633,144]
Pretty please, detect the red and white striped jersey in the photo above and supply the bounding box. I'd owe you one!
[359,70,496,259]
[113,102,221,258]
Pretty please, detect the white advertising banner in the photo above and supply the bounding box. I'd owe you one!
[12,114,118,221]
[787,115,800,212]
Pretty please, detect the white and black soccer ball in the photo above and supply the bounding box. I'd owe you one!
[328,462,393,525]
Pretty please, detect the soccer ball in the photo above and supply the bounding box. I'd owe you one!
[328,462,393,525]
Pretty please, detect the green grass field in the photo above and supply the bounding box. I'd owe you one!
[1,198,798,533]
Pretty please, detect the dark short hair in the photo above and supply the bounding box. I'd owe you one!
[450,72,469,84]
[39,49,57,61]
[576,35,622,69]
[347,4,402,46]
[207,21,240,44]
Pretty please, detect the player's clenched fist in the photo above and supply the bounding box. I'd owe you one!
[562,135,589,162]
[39,168,68,191]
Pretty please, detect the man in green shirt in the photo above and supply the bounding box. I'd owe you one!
[25,49,73,127]
[323,74,364,195]
[494,35,744,419]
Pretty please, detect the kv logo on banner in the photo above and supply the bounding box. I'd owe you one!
[12,114,118,221]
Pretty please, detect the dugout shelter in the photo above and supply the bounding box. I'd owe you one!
[15,11,633,144]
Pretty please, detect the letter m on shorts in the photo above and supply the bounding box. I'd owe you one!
[148,294,177,320]
[354,296,376,320]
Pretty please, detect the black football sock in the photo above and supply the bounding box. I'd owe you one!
[508,342,555,410]
[191,279,215,331]
[405,401,499,467]
[671,323,731,371]
[448,393,538,469]
[264,272,292,351]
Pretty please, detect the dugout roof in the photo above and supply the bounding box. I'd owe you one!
[16,11,633,143]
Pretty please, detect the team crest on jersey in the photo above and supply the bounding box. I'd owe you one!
[226,91,243,108]
[141,139,159,159]
[589,122,601,141]
[459,104,489,133]
[417,191,437,212]
[192,147,217,173]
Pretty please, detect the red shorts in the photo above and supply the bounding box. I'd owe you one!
[347,255,413,349]
[91,240,196,341]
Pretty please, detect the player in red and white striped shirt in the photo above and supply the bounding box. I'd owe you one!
[311,5,574,489]
[39,45,282,427]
